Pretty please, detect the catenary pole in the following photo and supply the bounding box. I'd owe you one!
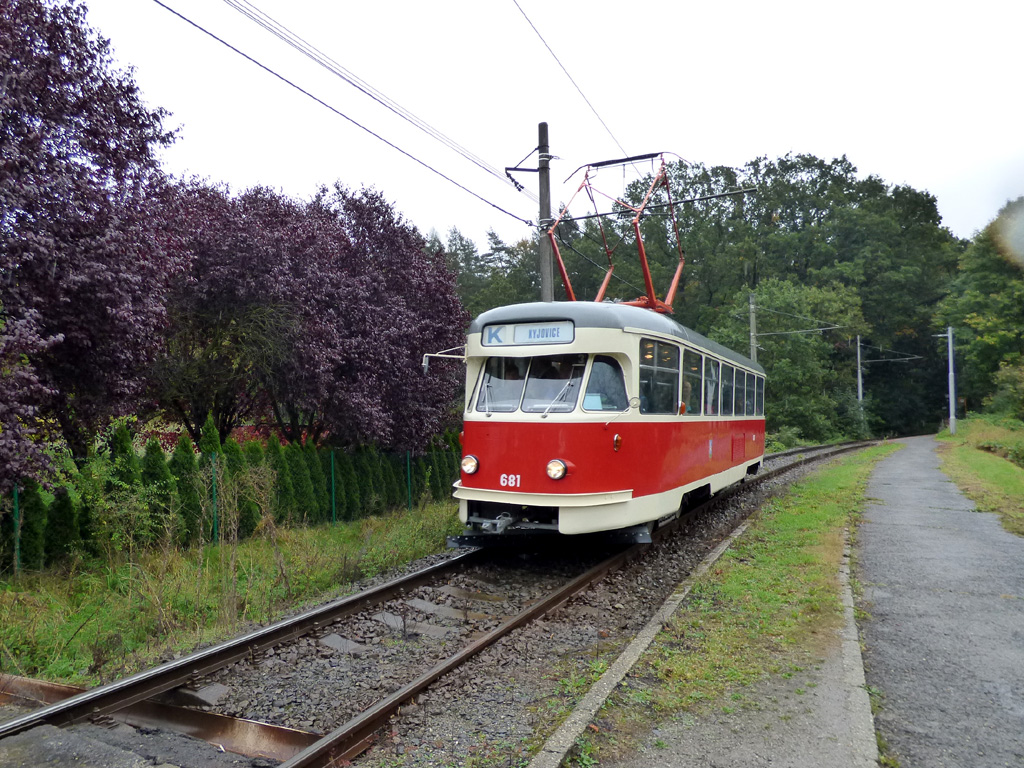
[749,293,757,363]
[947,326,957,436]
[857,335,863,402]
[538,122,553,302]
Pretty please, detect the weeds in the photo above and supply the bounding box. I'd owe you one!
[0,492,461,685]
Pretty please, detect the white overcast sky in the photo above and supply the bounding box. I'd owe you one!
[83,0,1023,250]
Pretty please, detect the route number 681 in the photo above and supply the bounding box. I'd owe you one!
[499,473,521,488]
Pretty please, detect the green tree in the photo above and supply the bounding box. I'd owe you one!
[936,197,1024,411]
[712,279,867,442]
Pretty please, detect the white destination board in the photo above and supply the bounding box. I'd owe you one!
[481,321,574,346]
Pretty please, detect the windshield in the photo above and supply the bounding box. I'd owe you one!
[476,354,587,414]
[475,357,528,412]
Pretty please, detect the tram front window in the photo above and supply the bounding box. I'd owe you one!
[521,354,587,413]
[476,357,528,412]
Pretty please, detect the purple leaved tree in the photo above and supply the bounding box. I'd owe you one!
[1,0,178,465]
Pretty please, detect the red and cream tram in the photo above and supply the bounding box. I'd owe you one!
[452,301,766,543]
[447,152,766,544]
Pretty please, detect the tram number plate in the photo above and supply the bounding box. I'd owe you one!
[499,474,522,488]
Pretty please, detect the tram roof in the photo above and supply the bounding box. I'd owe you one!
[469,301,764,374]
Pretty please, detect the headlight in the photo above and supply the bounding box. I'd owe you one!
[461,455,479,474]
[546,459,568,480]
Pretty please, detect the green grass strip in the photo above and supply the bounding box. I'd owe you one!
[585,444,898,763]
[937,419,1024,537]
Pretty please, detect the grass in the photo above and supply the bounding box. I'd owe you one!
[580,443,899,763]
[0,500,462,685]
[936,415,1024,537]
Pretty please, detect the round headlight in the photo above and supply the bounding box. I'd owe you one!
[461,455,479,474]
[546,459,568,480]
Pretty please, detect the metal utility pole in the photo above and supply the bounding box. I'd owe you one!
[538,122,554,302]
[946,326,957,436]
[857,334,863,402]
[748,293,757,363]
[934,326,957,435]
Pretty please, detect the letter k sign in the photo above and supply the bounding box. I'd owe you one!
[486,326,505,345]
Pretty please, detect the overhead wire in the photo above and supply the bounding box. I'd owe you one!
[510,0,630,159]
[148,0,534,227]
[221,0,539,204]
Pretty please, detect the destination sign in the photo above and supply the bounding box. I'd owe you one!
[481,321,575,346]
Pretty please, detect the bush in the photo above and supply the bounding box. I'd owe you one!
[45,487,80,566]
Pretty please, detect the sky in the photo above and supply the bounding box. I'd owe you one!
[82,0,1024,251]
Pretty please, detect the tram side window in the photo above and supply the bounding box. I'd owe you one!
[681,349,702,415]
[640,339,680,414]
[583,355,629,412]
[745,372,756,416]
[755,375,765,416]
[734,371,747,416]
[704,358,720,415]
[720,365,734,416]
[476,357,528,412]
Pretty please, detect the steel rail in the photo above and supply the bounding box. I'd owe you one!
[0,548,483,741]
[0,674,318,761]
[280,442,876,766]
[278,540,648,767]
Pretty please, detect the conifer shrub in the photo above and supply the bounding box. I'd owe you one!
[140,437,177,535]
[320,449,342,522]
[286,443,316,524]
[168,433,202,545]
[198,413,222,457]
[223,439,260,538]
[376,447,401,509]
[354,447,380,513]
[109,423,141,487]
[18,480,47,571]
[265,435,295,524]
[429,450,448,501]
[243,440,265,468]
[304,443,330,521]
[413,455,431,504]
[44,487,80,566]
[338,450,361,520]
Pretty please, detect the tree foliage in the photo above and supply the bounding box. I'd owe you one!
[1,0,178,461]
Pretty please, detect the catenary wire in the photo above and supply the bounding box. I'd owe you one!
[221,0,538,204]
[511,0,630,159]
[149,0,534,228]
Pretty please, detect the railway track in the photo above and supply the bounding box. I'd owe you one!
[0,441,870,767]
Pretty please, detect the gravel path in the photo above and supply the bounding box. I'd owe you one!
[858,435,1024,767]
